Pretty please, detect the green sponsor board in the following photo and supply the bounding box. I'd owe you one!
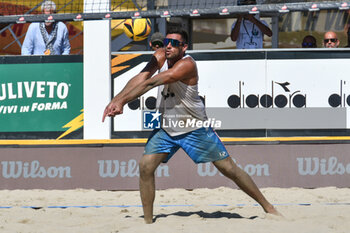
[0,61,83,132]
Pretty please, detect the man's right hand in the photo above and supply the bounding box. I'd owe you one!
[102,99,124,122]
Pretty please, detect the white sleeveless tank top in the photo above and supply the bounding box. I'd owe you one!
[156,55,208,136]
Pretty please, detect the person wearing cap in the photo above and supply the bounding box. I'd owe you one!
[22,0,70,55]
[149,32,165,51]
[323,31,340,48]
[230,0,272,49]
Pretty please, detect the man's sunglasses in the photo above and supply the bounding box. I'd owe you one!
[324,38,337,43]
[163,38,185,47]
[302,42,316,48]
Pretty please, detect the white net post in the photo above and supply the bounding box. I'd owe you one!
[83,0,111,139]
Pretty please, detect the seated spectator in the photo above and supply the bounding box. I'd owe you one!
[301,35,317,48]
[323,31,339,48]
[21,1,70,55]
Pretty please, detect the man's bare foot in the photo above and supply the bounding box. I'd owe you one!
[144,217,153,224]
[264,204,283,217]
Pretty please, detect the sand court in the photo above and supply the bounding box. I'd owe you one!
[0,186,349,233]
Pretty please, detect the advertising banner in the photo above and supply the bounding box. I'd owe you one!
[0,144,349,190]
[0,56,83,139]
[111,50,350,137]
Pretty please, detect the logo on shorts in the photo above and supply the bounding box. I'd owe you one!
[143,110,161,129]
[219,151,227,157]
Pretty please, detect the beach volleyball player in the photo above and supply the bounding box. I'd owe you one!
[102,28,280,223]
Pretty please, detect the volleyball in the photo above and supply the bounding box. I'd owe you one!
[123,18,152,41]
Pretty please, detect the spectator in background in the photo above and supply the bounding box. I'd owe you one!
[345,26,350,48]
[230,0,272,49]
[301,35,317,48]
[149,32,165,51]
[323,31,339,48]
[21,1,70,55]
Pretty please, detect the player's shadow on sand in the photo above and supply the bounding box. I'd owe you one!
[152,210,258,222]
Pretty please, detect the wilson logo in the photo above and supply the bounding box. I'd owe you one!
[98,160,169,178]
[297,156,350,175]
[197,160,270,177]
[1,160,71,179]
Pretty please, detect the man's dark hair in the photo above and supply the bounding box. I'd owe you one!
[166,28,189,44]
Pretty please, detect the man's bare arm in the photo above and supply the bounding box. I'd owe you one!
[102,52,162,122]
[119,57,195,105]
[102,57,196,121]
[231,16,243,41]
[113,56,159,101]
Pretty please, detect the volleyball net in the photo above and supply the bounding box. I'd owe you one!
[0,0,348,55]
[0,0,348,23]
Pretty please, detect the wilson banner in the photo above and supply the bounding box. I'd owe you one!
[0,143,349,190]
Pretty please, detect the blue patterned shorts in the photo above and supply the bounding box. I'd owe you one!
[144,127,229,164]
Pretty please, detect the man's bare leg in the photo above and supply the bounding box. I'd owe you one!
[139,153,168,224]
[213,157,281,215]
